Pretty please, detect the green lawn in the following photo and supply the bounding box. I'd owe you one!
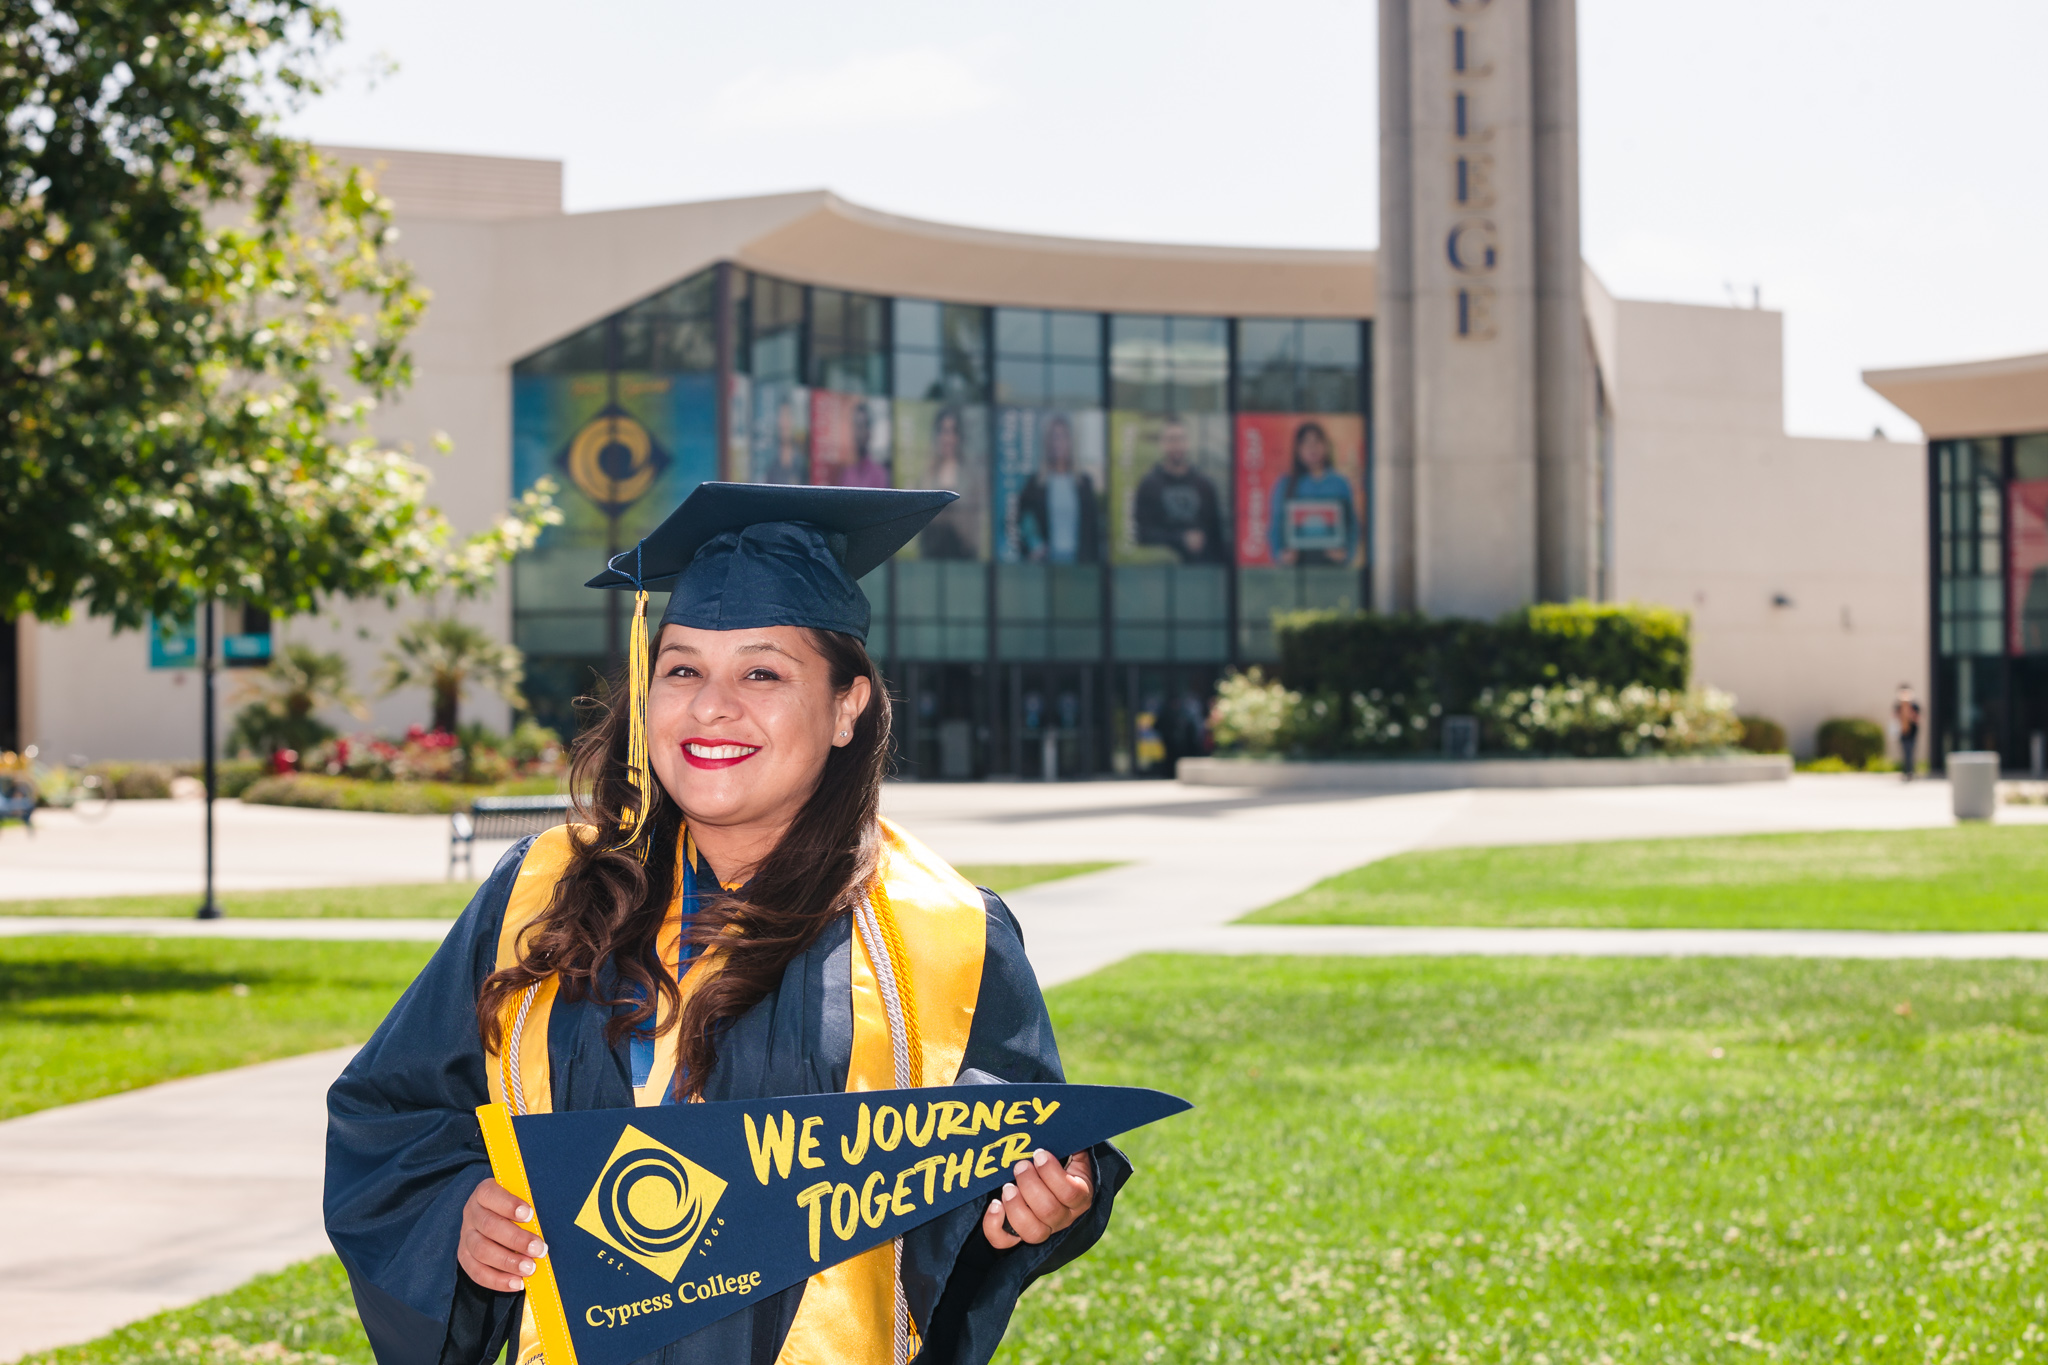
[0,862,1120,918]
[32,952,2048,1363]
[998,954,2048,1362]
[1245,825,2048,931]
[0,936,435,1119]
[19,1257,366,1365]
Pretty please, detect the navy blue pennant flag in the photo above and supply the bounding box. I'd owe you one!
[477,1083,1190,1365]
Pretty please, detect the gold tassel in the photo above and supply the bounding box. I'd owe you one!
[619,588,652,858]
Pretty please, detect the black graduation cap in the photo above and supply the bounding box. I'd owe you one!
[586,483,957,642]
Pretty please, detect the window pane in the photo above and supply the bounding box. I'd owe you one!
[847,293,887,347]
[995,308,1046,357]
[941,304,990,403]
[1049,311,1101,360]
[750,329,799,385]
[894,299,941,351]
[995,356,1048,407]
[2018,434,2048,482]
[752,275,805,332]
[895,350,942,402]
[1110,316,1170,414]
[1300,320,1362,368]
[1301,363,1361,413]
[1049,360,1103,408]
[516,320,610,375]
[812,288,846,341]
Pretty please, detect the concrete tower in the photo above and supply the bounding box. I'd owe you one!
[1375,0,1591,616]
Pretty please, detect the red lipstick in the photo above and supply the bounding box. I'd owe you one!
[681,737,761,770]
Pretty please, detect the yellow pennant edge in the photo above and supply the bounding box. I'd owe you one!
[477,1102,580,1365]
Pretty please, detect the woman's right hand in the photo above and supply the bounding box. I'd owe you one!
[459,1177,548,1292]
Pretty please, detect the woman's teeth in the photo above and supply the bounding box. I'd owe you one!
[686,743,758,759]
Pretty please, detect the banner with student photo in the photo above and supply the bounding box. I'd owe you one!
[747,380,810,485]
[1234,413,1366,568]
[1108,412,1232,566]
[994,407,1107,565]
[893,401,991,561]
[810,392,892,489]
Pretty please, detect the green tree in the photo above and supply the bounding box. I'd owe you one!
[227,642,361,756]
[0,1,556,630]
[380,618,524,735]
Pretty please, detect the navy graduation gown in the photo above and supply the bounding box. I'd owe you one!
[323,837,1127,1365]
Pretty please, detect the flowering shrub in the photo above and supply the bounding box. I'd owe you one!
[1212,671,1740,760]
[1475,679,1742,757]
[1342,687,1444,753]
[298,722,565,785]
[1208,670,1298,755]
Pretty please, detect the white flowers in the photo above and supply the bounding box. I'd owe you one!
[1476,680,1742,756]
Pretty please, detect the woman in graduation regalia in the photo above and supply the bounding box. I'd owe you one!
[324,484,1126,1365]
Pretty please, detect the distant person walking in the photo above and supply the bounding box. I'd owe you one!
[1894,683,1922,780]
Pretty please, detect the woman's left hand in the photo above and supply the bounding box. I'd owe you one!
[982,1148,1094,1249]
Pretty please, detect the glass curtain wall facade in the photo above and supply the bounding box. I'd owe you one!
[510,262,1370,777]
[1929,433,2048,770]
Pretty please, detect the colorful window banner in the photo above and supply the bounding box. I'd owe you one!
[2010,479,2048,655]
[1108,413,1232,566]
[1233,413,1366,569]
[893,401,991,561]
[994,407,1107,565]
[809,392,892,489]
[746,380,811,485]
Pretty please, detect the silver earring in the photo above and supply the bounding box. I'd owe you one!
[839,730,849,738]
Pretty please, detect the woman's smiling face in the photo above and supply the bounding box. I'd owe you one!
[647,624,870,844]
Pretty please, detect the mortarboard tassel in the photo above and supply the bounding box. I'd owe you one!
[617,575,653,861]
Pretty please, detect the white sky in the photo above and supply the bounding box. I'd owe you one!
[284,0,2048,442]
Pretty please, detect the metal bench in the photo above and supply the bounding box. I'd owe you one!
[0,775,34,835]
[449,793,573,878]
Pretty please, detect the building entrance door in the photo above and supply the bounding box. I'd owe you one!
[895,662,988,780]
[1125,664,1221,779]
[1001,665,1102,779]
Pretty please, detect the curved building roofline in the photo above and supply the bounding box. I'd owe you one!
[1864,349,2048,439]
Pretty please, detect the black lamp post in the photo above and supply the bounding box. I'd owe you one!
[196,598,222,919]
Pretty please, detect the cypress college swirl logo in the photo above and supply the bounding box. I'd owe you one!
[574,1126,729,1281]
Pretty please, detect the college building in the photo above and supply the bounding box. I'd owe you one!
[3,0,1951,776]
[1866,352,2048,770]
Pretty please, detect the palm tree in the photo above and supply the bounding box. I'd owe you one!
[380,618,525,734]
[229,644,364,755]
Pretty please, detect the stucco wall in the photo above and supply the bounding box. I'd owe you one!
[1609,299,1927,758]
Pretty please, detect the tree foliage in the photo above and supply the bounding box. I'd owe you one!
[0,0,556,629]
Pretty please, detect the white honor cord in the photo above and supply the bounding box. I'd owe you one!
[508,981,541,1117]
[852,891,915,1364]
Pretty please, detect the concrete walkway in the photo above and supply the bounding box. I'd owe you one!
[0,1050,353,1359]
[3,773,2045,1359]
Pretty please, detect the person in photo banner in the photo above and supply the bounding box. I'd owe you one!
[918,407,978,561]
[325,484,1123,1365]
[766,391,808,485]
[1132,415,1226,564]
[1266,421,1356,566]
[1018,412,1101,565]
[843,400,891,489]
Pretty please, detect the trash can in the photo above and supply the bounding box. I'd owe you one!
[1949,750,2000,821]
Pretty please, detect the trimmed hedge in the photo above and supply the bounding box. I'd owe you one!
[240,774,565,814]
[1736,716,1788,754]
[1274,602,1691,706]
[1816,718,1886,769]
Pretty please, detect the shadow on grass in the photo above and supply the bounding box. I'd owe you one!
[0,958,281,1005]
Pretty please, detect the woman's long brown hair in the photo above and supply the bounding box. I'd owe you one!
[476,629,891,1098]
